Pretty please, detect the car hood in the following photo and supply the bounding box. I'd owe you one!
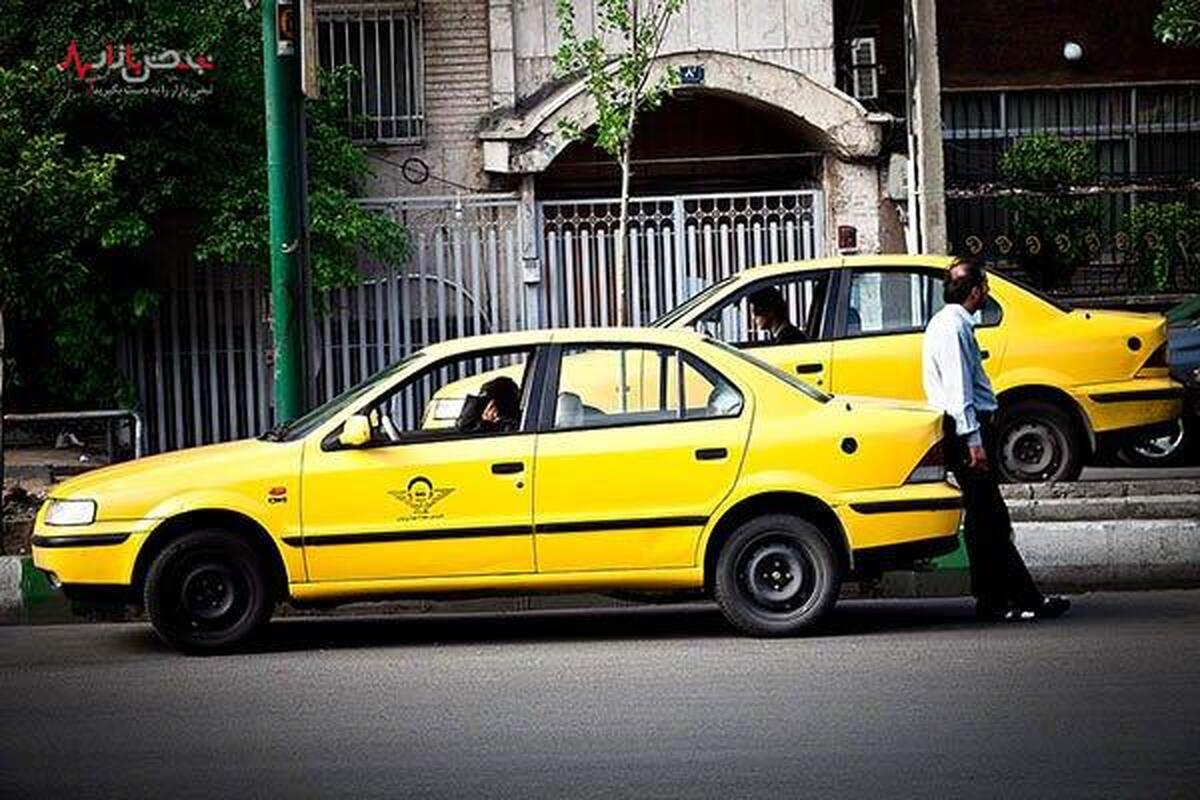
[49,438,302,521]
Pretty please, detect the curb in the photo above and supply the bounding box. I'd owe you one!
[0,556,74,624]
[5,516,1200,625]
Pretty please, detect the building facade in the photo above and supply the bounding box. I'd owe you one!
[314,0,903,263]
[838,0,1200,299]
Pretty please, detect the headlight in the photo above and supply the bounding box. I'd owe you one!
[44,499,97,526]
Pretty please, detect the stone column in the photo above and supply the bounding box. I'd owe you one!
[488,0,516,110]
[823,156,883,256]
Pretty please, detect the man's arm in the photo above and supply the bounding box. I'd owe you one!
[933,320,982,448]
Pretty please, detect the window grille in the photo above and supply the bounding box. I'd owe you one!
[850,38,878,101]
[316,1,424,144]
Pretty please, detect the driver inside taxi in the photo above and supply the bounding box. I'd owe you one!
[456,376,521,433]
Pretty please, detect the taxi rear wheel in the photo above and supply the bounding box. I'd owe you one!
[995,400,1083,483]
[713,515,840,637]
[144,529,274,655]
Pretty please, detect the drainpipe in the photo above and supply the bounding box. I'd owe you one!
[906,0,948,254]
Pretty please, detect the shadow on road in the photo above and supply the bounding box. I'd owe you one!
[116,597,1014,655]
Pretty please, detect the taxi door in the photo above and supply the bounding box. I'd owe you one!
[531,344,750,573]
[829,268,1005,400]
[298,348,538,582]
[696,270,835,391]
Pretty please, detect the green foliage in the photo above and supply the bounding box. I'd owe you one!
[998,134,1102,289]
[0,1,407,410]
[1124,202,1200,291]
[1155,0,1200,46]
[553,0,685,323]
[553,0,683,159]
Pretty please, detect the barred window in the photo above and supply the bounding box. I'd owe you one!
[317,1,425,144]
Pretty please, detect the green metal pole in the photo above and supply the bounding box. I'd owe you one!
[261,0,305,424]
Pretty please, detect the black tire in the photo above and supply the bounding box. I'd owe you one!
[713,515,841,637]
[143,529,275,655]
[995,400,1083,483]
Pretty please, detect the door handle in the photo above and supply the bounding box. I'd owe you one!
[695,448,728,461]
[795,363,824,374]
[491,462,524,475]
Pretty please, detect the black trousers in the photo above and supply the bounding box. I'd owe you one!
[944,415,1044,611]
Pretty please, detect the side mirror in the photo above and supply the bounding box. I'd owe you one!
[337,415,372,448]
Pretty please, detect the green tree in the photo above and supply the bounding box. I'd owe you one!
[1156,0,1200,46]
[0,1,407,410]
[553,0,684,325]
[1124,202,1200,291]
[998,134,1102,289]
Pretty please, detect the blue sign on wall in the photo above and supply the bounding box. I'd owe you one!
[680,65,705,85]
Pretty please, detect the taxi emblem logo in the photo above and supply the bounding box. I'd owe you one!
[390,476,453,518]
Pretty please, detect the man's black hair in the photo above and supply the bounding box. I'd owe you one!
[944,256,987,305]
[749,287,788,317]
[481,376,521,419]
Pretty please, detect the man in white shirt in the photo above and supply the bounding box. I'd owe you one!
[923,258,1069,622]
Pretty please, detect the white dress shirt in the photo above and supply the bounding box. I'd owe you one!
[922,303,998,448]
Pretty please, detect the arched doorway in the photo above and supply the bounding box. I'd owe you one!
[538,91,826,199]
[480,50,886,326]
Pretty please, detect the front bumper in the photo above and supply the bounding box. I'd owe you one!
[31,523,147,588]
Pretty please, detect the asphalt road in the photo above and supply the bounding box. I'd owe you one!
[2,591,1199,799]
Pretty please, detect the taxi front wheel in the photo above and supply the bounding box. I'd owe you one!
[713,515,840,637]
[144,529,275,655]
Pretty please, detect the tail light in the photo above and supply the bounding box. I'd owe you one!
[906,440,946,484]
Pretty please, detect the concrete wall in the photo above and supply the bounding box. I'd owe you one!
[342,0,886,251]
[823,155,882,255]
[511,0,836,102]
[361,0,498,197]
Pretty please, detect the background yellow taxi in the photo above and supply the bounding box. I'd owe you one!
[33,328,960,653]
[656,255,1184,482]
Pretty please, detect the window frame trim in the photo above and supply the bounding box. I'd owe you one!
[690,269,837,347]
[320,344,548,452]
[535,342,746,435]
[829,267,1004,342]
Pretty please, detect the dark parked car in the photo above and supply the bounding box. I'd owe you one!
[1121,296,1200,467]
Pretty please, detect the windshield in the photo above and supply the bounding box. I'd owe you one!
[707,338,831,403]
[261,352,424,442]
[651,276,738,327]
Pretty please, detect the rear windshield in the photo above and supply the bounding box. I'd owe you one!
[707,339,831,403]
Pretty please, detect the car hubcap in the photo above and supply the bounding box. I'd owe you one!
[1002,423,1061,481]
[180,563,238,621]
[738,539,815,613]
[1132,419,1185,460]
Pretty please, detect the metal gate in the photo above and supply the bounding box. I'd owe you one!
[122,195,523,454]
[538,190,824,327]
[122,190,824,453]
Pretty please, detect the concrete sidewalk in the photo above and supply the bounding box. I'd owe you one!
[5,479,1198,623]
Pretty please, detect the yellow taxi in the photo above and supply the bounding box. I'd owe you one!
[656,255,1184,482]
[33,328,960,653]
